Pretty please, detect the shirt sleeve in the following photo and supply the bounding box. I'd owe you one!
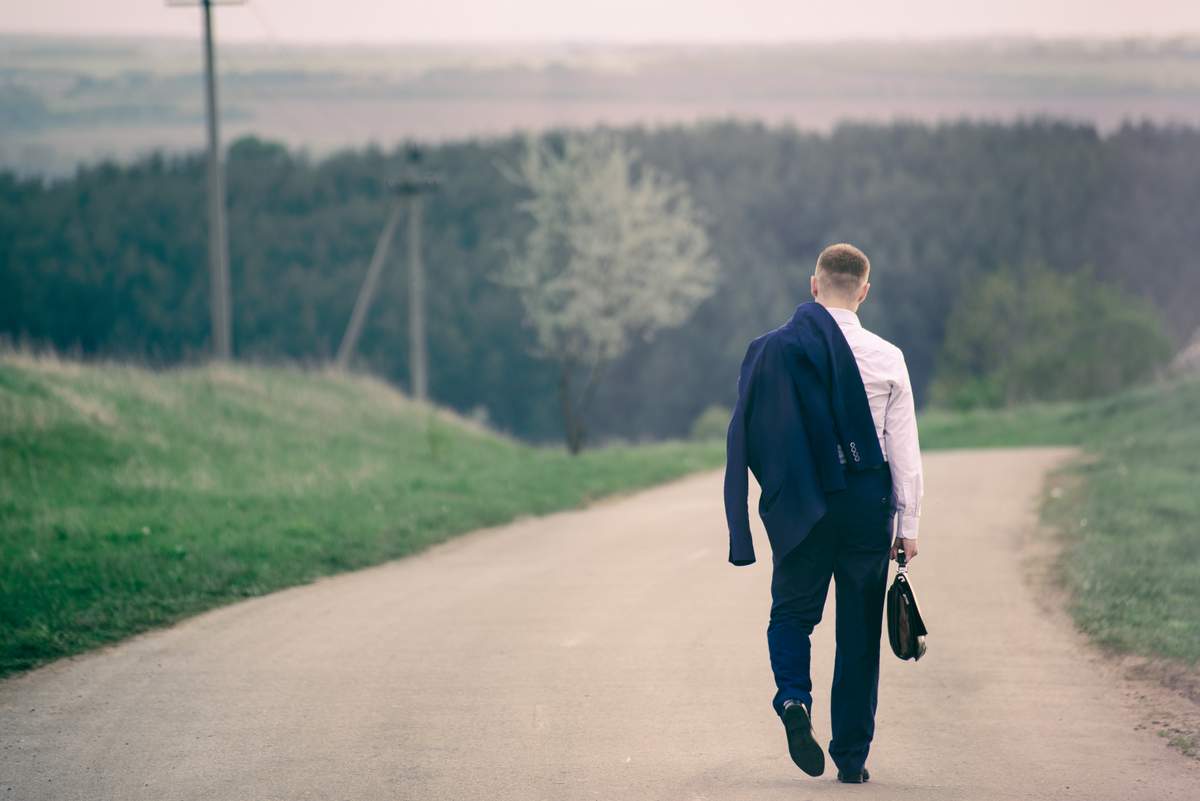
[883,351,923,539]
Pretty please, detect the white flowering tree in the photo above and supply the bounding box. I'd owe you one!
[501,134,719,453]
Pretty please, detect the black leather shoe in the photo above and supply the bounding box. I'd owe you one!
[837,767,871,783]
[781,699,825,777]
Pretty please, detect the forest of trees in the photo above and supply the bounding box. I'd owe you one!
[3,120,1197,442]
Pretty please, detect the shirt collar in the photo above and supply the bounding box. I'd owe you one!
[824,306,862,328]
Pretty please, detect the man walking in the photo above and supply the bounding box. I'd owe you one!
[724,243,923,783]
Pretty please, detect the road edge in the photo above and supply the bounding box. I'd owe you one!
[1025,452,1200,763]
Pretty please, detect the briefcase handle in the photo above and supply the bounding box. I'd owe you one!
[895,548,908,575]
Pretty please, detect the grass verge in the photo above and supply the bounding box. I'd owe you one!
[920,377,1200,666]
[0,353,722,677]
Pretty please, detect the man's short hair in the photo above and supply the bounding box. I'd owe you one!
[815,243,871,297]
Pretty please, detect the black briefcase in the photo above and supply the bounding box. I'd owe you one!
[886,550,927,661]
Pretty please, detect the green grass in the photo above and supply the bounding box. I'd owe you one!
[917,401,1089,449]
[6,350,1196,677]
[920,377,1200,665]
[0,353,722,677]
[1162,731,1198,759]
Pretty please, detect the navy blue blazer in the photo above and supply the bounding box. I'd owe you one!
[724,301,884,567]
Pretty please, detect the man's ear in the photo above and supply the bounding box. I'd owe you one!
[810,275,820,299]
[858,282,871,304]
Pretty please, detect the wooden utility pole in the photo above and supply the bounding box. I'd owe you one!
[394,150,439,400]
[169,0,243,360]
[404,190,429,400]
[396,172,439,402]
[336,152,438,399]
[335,202,404,369]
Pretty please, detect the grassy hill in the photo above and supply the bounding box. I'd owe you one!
[5,348,1196,681]
[0,353,722,677]
[921,377,1200,666]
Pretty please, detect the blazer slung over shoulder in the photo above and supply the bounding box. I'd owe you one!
[723,301,883,567]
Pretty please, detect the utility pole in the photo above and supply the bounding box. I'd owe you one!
[405,191,427,399]
[336,150,438,400]
[397,165,439,401]
[396,149,440,400]
[336,200,404,370]
[169,0,243,360]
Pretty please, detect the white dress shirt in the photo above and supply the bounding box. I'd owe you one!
[826,306,924,539]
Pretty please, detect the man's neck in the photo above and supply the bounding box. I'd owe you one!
[816,298,861,314]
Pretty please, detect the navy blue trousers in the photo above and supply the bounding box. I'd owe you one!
[767,465,893,774]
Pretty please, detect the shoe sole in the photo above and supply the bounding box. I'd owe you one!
[782,705,825,777]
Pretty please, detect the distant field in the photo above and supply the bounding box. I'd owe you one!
[0,354,722,676]
[5,34,1200,174]
[921,377,1200,665]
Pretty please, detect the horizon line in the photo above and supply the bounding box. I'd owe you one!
[4,28,1200,49]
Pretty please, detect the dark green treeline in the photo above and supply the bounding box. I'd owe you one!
[3,121,1198,441]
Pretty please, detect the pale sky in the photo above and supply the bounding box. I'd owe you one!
[2,0,1199,43]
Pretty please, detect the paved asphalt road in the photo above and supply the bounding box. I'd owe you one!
[3,448,1198,800]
